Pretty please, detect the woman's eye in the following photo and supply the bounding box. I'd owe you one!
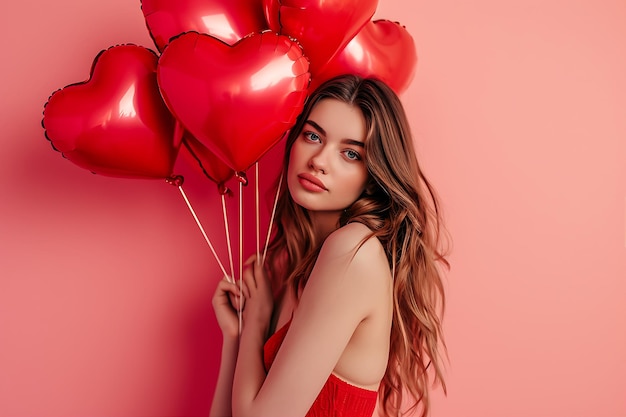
[343,149,361,161]
[303,131,321,142]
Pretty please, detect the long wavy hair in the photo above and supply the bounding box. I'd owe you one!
[264,75,449,417]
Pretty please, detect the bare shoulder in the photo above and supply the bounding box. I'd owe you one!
[323,222,382,255]
[301,223,391,323]
[319,223,390,284]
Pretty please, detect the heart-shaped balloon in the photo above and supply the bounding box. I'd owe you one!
[157,31,310,173]
[141,0,267,51]
[311,20,417,95]
[43,45,181,179]
[262,0,378,75]
[181,134,234,193]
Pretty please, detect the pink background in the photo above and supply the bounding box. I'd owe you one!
[1,1,625,416]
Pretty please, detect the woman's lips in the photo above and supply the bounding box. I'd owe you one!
[297,173,327,192]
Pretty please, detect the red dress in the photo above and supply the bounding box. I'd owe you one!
[263,319,378,417]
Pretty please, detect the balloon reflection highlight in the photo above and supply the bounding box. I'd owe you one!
[142,0,267,50]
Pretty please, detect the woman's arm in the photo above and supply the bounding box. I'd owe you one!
[210,278,243,417]
[210,336,238,417]
[232,223,391,417]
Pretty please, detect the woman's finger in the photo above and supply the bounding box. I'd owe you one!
[228,292,245,311]
[219,278,240,296]
[213,279,240,304]
[253,259,267,287]
[214,277,249,312]
[237,276,251,299]
[242,263,257,293]
[244,254,257,266]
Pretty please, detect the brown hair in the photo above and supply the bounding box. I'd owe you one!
[265,74,449,416]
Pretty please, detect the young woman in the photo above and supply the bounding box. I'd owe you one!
[210,75,449,417]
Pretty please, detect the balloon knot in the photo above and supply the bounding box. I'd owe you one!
[218,183,232,196]
[166,175,184,187]
[235,171,248,186]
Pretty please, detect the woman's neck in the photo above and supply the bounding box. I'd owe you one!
[308,211,341,243]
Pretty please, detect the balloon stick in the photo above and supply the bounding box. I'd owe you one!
[238,181,243,334]
[175,183,230,281]
[262,173,282,266]
[255,162,260,259]
[221,194,235,282]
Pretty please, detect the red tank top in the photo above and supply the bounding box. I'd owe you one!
[263,319,378,417]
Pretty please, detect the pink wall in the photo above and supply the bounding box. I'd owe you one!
[1,1,625,416]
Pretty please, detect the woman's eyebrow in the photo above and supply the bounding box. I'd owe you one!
[304,120,326,136]
[342,139,365,148]
[305,120,364,148]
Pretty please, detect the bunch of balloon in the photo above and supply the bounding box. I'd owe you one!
[42,0,418,286]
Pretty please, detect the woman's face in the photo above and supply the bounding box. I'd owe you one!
[287,98,369,216]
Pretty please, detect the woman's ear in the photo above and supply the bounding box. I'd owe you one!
[364,182,377,196]
[364,178,390,198]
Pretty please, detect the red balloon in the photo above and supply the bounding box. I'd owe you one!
[141,0,267,51]
[311,20,417,95]
[43,45,182,179]
[182,134,234,193]
[262,0,378,75]
[157,31,310,173]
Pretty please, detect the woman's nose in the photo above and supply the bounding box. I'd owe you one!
[308,149,328,174]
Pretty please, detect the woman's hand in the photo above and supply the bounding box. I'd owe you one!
[212,277,244,340]
[241,256,274,334]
